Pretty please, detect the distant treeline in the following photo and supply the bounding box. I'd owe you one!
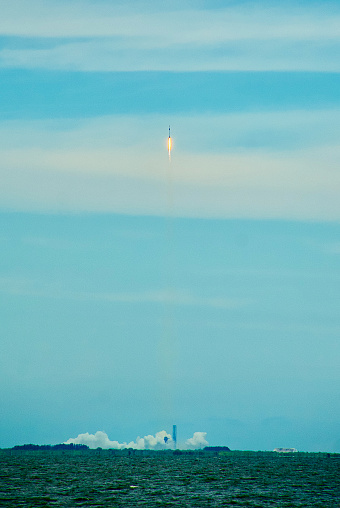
[5,446,339,458]
[204,446,231,452]
[12,443,89,451]
[9,444,230,453]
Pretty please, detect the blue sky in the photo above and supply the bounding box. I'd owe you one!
[1,0,340,451]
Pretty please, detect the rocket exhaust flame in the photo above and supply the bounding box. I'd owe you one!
[168,125,172,160]
[168,137,172,159]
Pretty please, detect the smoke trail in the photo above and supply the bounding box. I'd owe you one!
[158,129,176,423]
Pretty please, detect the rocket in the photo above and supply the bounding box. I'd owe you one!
[169,125,171,139]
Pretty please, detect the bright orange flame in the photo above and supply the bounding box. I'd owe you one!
[168,136,172,159]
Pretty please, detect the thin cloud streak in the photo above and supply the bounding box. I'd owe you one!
[2,40,340,72]
[0,277,246,309]
[1,112,340,220]
[1,2,340,40]
[2,152,340,219]
[1,2,340,71]
[2,39,340,73]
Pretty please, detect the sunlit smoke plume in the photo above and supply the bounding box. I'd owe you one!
[64,430,208,450]
[185,432,208,450]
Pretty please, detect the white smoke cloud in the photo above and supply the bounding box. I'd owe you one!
[64,430,173,450]
[64,430,208,450]
[185,432,209,450]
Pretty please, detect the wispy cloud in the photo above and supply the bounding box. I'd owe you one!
[323,242,340,255]
[239,321,340,336]
[1,112,340,220]
[0,276,245,309]
[2,39,340,72]
[1,1,340,40]
[1,2,340,71]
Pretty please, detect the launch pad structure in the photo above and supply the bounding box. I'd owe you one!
[172,425,177,450]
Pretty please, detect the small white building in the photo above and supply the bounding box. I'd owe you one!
[273,448,298,453]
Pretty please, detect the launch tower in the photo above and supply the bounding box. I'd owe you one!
[172,424,177,450]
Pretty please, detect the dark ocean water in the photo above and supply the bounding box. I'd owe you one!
[0,450,339,507]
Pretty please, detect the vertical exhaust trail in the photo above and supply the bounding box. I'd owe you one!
[159,126,176,424]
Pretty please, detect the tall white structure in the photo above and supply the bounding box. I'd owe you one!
[172,425,177,450]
